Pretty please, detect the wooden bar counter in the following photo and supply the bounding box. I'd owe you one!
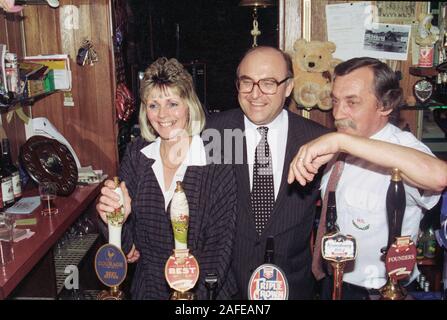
[0,183,101,299]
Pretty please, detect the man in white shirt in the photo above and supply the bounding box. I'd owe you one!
[288,57,447,299]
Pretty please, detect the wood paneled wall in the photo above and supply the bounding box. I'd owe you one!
[0,12,28,166]
[279,0,427,135]
[1,0,118,177]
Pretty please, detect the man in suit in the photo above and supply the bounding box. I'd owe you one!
[205,46,329,299]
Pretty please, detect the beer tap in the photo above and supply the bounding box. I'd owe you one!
[321,192,357,300]
[248,236,289,300]
[205,273,218,300]
[379,168,416,300]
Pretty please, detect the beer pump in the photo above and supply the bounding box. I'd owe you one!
[164,182,199,300]
[321,192,357,300]
[248,237,289,300]
[379,168,417,300]
[95,177,127,300]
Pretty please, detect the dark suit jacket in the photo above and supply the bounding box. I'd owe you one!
[205,108,330,299]
[117,137,238,300]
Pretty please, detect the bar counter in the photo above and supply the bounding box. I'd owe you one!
[0,183,101,299]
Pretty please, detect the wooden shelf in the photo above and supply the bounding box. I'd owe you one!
[417,258,436,266]
[0,183,101,299]
[401,102,447,110]
[0,91,57,113]
[409,66,439,78]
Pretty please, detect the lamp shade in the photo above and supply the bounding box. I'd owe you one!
[238,0,275,8]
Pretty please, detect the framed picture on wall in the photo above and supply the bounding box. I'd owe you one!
[376,1,429,24]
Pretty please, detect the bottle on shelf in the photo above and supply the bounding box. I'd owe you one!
[418,274,426,292]
[0,147,14,208]
[423,281,430,293]
[1,138,22,201]
[424,227,437,259]
[416,229,426,260]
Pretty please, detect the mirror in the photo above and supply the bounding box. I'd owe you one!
[20,135,78,196]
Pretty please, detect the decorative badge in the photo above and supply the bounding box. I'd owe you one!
[385,236,417,281]
[248,263,289,300]
[95,243,127,288]
[164,249,200,293]
[322,233,357,263]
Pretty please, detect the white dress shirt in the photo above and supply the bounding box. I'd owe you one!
[140,135,207,211]
[321,123,441,289]
[244,109,288,200]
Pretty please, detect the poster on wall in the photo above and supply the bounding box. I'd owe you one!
[363,23,411,61]
[326,2,411,61]
[326,2,372,61]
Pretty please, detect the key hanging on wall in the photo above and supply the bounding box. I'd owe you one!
[76,40,99,66]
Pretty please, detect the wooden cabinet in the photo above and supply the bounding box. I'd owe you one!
[0,0,119,177]
[0,184,101,299]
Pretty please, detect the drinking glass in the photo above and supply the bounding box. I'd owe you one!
[39,182,59,216]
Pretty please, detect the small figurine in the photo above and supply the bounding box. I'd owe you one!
[415,13,440,47]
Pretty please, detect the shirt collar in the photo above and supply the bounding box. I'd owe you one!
[244,109,287,132]
[140,135,207,166]
[370,122,393,141]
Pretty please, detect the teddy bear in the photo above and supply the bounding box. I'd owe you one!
[291,39,341,110]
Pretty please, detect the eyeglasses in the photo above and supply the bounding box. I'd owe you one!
[235,77,290,95]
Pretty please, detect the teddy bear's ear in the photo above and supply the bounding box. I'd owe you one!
[331,58,343,69]
[325,41,336,53]
[293,39,307,52]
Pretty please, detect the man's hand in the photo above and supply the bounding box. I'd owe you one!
[288,132,342,186]
[96,179,132,224]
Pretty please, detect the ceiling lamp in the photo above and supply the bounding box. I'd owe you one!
[239,0,276,47]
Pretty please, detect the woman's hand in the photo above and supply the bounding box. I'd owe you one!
[126,244,140,263]
[96,179,132,224]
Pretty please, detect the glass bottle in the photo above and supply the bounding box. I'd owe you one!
[416,229,426,260]
[424,227,437,259]
[1,139,22,200]
[0,150,14,208]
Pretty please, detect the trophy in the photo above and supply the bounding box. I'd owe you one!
[321,191,357,300]
[248,237,289,300]
[164,181,199,300]
[379,168,417,300]
[95,177,127,300]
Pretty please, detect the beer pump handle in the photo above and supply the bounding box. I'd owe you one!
[385,168,406,250]
[264,236,275,264]
[205,273,218,300]
[326,191,339,234]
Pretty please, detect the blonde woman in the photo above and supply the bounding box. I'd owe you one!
[97,58,237,300]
